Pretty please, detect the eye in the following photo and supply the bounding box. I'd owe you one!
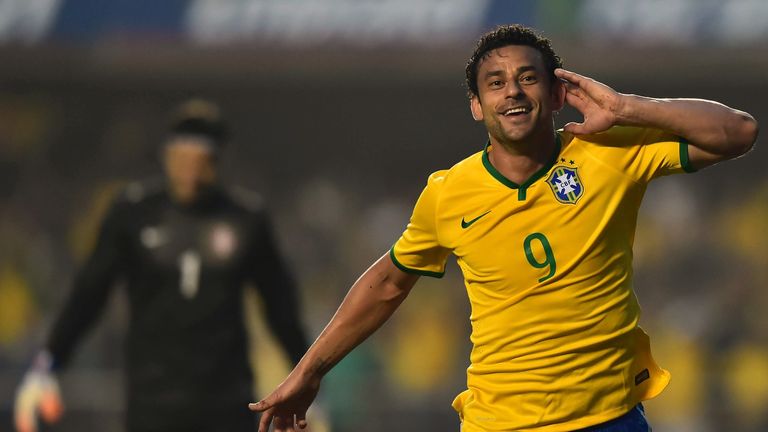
[489,80,504,89]
[520,74,538,84]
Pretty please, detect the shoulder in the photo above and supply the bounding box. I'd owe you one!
[111,179,166,211]
[410,150,485,213]
[425,169,449,188]
[561,126,655,149]
[424,149,485,190]
[223,185,268,216]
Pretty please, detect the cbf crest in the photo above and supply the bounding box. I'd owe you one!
[547,166,584,204]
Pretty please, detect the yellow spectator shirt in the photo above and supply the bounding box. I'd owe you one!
[391,126,695,431]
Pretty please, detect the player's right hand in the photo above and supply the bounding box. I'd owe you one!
[249,371,321,432]
[14,352,65,432]
[555,68,623,136]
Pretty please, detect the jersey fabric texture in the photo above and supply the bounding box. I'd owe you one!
[391,126,695,432]
[46,181,308,431]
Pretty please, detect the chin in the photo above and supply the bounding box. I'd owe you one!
[501,128,535,143]
[173,189,198,203]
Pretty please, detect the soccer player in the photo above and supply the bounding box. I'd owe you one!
[249,25,759,432]
[14,99,309,432]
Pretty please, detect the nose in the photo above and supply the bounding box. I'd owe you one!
[505,80,524,99]
[179,163,206,184]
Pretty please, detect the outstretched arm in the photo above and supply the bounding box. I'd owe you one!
[249,253,419,432]
[555,68,758,170]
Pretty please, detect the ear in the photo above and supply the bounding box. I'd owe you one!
[551,78,566,112]
[470,95,484,122]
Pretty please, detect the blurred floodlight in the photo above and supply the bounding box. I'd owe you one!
[718,0,768,43]
[184,0,487,47]
[582,0,768,46]
[1,0,768,47]
[0,0,61,44]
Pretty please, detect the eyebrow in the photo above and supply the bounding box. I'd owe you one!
[482,65,537,80]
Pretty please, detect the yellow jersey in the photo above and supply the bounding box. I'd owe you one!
[391,126,695,431]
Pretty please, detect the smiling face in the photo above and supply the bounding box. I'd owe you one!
[470,45,564,150]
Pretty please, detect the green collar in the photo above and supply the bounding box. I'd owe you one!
[482,134,562,200]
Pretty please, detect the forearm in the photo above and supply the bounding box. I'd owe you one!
[272,323,309,367]
[258,274,310,365]
[46,278,113,368]
[617,95,758,156]
[293,254,418,381]
[46,251,121,368]
[267,307,310,366]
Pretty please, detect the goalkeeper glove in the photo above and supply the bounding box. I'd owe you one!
[14,351,64,432]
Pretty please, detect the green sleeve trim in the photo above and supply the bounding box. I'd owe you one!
[679,138,697,173]
[389,246,445,278]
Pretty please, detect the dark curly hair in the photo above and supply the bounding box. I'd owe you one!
[465,24,562,98]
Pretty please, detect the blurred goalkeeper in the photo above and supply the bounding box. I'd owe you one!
[14,99,309,432]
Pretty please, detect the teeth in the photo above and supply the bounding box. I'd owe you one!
[504,107,529,115]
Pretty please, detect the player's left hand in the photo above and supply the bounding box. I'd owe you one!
[249,370,321,432]
[555,68,625,135]
[14,352,64,432]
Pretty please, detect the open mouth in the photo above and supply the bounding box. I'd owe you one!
[501,106,532,117]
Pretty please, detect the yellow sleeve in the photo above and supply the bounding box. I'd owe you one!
[390,171,451,278]
[577,126,695,183]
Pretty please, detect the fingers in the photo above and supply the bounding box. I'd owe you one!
[249,395,274,413]
[273,415,299,432]
[563,122,589,135]
[14,395,33,432]
[14,409,35,432]
[14,379,39,432]
[564,90,588,110]
[560,73,602,120]
[555,68,595,93]
[39,388,64,423]
[557,69,604,101]
[258,408,274,432]
[15,354,63,432]
[273,415,286,432]
[561,78,589,113]
[555,68,585,84]
[296,412,308,429]
[255,408,308,432]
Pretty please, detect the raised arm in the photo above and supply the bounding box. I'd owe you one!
[249,253,419,432]
[555,68,759,170]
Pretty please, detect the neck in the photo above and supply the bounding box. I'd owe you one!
[168,182,218,209]
[487,127,558,186]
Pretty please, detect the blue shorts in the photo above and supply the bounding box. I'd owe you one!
[575,404,651,432]
[459,404,651,432]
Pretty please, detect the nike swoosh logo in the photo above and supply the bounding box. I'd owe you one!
[461,211,491,229]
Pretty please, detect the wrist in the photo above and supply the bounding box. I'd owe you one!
[614,93,636,126]
[32,351,55,373]
[296,354,333,384]
[614,94,658,127]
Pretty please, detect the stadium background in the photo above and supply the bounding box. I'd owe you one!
[0,0,766,431]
